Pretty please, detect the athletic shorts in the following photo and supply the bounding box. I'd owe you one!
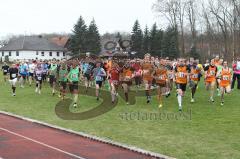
[60,81,67,90]
[134,76,142,85]
[220,84,230,88]
[122,81,132,86]
[69,81,79,93]
[20,74,27,79]
[143,80,152,85]
[49,75,56,84]
[109,80,119,85]
[84,73,91,81]
[42,73,47,80]
[96,81,103,88]
[9,78,17,86]
[36,80,43,85]
[29,73,34,77]
[205,80,216,85]
[189,80,198,88]
[176,83,187,92]
[35,75,43,83]
[3,72,8,76]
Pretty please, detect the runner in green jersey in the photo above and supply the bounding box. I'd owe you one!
[49,59,58,95]
[58,64,68,100]
[67,62,80,108]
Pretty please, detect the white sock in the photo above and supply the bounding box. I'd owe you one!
[177,95,182,108]
[74,94,78,103]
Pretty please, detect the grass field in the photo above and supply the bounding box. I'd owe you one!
[0,76,240,159]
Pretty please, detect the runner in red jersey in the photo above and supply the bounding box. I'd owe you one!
[109,62,120,104]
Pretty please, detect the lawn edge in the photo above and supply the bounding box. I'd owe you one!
[0,110,175,159]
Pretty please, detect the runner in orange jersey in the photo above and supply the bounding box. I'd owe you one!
[108,62,120,104]
[217,61,232,106]
[174,59,190,111]
[154,59,170,108]
[121,62,134,105]
[204,59,218,102]
[142,53,155,104]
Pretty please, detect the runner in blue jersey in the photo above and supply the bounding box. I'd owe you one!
[19,61,28,88]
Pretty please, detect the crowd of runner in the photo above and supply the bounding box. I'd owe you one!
[1,54,240,111]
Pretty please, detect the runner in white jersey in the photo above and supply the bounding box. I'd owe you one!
[34,63,44,95]
[28,61,36,86]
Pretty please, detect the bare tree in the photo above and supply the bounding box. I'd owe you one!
[153,0,179,28]
[177,0,187,55]
[186,0,197,48]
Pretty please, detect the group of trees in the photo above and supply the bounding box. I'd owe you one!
[69,0,240,61]
[68,16,180,59]
[131,20,179,59]
[153,0,240,61]
[68,16,101,54]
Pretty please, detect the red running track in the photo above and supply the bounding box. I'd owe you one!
[0,113,164,159]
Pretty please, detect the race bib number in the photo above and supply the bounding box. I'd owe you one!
[222,76,229,81]
[37,76,42,80]
[168,74,174,79]
[178,72,185,78]
[4,70,7,72]
[11,74,16,78]
[72,73,77,79]
[95,76,102,81]
[158,75,164,80]
[192,74,198,78]
[210,70,215,76]
[143,70,149,75]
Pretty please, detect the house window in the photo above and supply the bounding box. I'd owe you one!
[49,52,52,56]
[9,51,11,56]
[57,52,59,56]
[36,51,39,55]
[16,51,19,56]
[63,52,65,56]
[2,52,4,56]
[41,52,44,56]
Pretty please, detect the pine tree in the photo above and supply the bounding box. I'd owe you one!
[85,19,101,54]
[162,27,180,59]
[131,20,143,57]
[69,16,87,54]
[143,26,150,53]
[149,23,163,57]
[149,23,157,54]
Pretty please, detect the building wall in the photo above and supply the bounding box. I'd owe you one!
[0,50,66,61]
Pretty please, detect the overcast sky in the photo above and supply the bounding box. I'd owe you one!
[0,0,159,39]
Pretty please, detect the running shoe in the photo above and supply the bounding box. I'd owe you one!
[191,98,195,103]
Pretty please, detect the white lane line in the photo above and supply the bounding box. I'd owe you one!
[0,127,86,159]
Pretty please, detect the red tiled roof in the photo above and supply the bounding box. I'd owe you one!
[49,37,69,47]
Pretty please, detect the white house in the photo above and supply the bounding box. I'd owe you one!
[0,36,68,61]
